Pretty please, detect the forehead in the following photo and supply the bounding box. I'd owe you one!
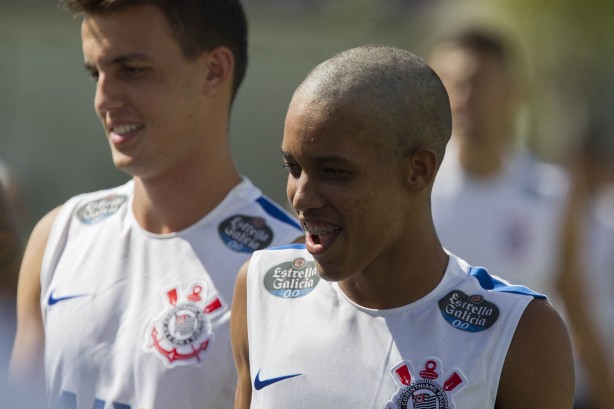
[282,94,384,162]
[81,4,179,63]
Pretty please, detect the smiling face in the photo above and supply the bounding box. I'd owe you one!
[282,95,411,282]
[81,4,210,180]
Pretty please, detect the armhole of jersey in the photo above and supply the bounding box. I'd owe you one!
[468,267,547,299]
[39,198,79,322]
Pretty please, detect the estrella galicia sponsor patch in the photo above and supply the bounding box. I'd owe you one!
[76,194,128,225]
[264,257,320,298]
[218,215,273,253]
[438,290,499,332]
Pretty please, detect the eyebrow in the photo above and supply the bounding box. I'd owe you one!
[84,53,150,70]
[281,150,350,164]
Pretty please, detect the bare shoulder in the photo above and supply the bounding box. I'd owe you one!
[496,298,574,408]
[231,258,252,409]
[231,257,250,350]
[16,205,62,303]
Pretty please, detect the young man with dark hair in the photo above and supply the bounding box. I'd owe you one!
[10,1,302,408]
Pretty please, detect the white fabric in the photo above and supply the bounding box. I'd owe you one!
[40,178,302,409]
[247,246,538,409]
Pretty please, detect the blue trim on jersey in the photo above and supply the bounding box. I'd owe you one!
[469,267,546,299]
[269,243,306,251]
[256,197,302,230]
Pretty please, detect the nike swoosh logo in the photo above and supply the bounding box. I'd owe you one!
[253,369,302,390]
[48,290,88,306]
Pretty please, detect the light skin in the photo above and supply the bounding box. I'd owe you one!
[10,3,240,386]
[429,43,517,177]
[232,87,574,409]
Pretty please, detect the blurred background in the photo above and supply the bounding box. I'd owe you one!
[0,0,612,233]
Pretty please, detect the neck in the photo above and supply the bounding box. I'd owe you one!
[339,217,449,310]
[131,148,241,234]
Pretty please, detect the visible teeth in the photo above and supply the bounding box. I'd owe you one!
[113,124,140,134]
[303,223,339,235]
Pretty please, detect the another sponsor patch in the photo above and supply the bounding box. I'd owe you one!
[264,257,320,299]
[384,357,467,409]
[438,290,499,332]
[218,215,273,253]
[76,194,128,224]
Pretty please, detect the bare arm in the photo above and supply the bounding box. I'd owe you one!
[231,260,252,409]
[496,298,574,408]
[9,207,61,390]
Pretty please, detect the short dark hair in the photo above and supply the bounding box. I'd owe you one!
[296,45,452,168]
[61,0,248,101]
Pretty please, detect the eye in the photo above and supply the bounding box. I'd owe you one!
[86,69,99,82]
[323,168,345,175]
[122,65,147,78]
[282,162,301,179]
[321,167,350,180]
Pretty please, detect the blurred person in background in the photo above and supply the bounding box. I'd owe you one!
[557,120,614,409]
[426,26,614,408]
[0,158,28,236]
[0,182,22,371]
[428,27,568,303]
[9,1,302,408]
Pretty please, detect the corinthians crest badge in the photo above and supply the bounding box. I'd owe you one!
[384,358,466,409]
[145,281,226,367]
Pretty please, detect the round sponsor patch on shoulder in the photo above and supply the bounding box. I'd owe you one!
[438,290,499,332]
[218,215,274,253]
[76,194,128,225]
[264,257,320,299]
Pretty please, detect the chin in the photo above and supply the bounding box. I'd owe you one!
[313,260,349,283]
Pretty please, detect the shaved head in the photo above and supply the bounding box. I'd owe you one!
[293,45,452,166]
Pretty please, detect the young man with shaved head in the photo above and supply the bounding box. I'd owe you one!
[231,45,574,408]
[9,1,302,408]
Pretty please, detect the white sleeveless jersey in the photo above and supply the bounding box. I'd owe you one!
[40,178,302,409]
[246,245,544,409]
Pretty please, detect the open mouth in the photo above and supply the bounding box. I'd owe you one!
[110,123,144,145]
[302,222,341,253]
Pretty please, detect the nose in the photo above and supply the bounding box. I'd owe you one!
[288,173,324,214]
[94,74,124,118]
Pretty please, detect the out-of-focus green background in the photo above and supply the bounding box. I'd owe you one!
[1,0,612,235]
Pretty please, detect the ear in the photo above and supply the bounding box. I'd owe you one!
[404,147,438,192]
[202,46,234,96]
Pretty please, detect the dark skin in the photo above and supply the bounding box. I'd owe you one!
[232,91,575,409]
